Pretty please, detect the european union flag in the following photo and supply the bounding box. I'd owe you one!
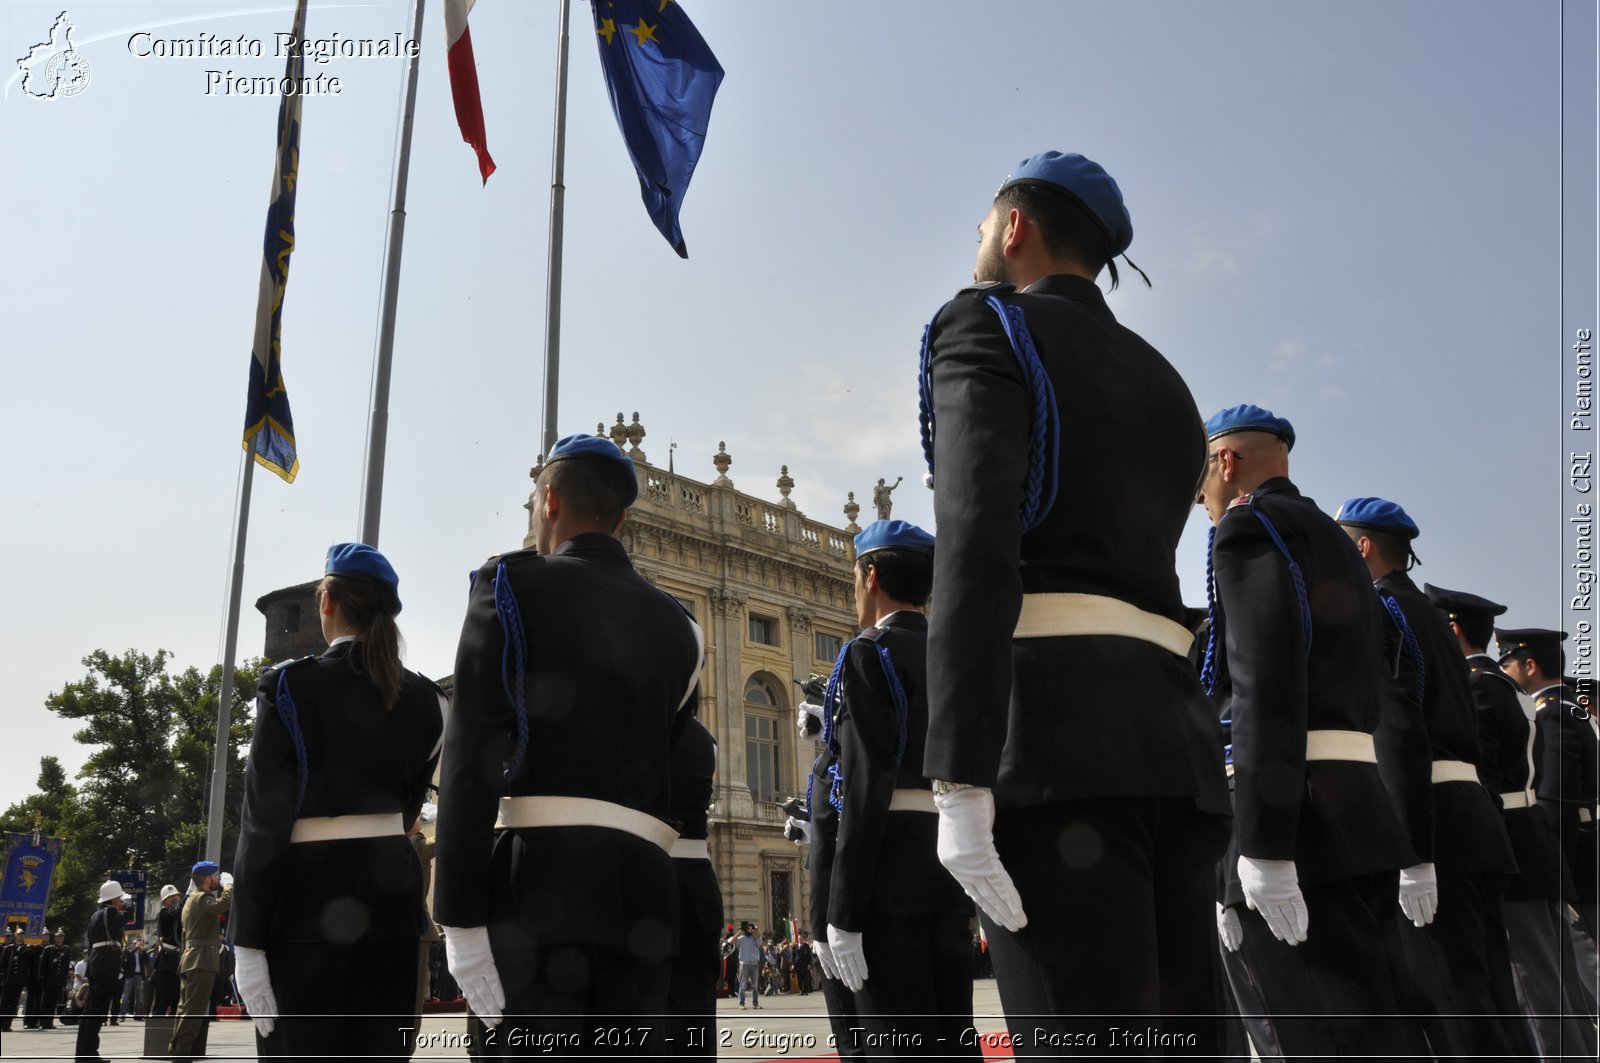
[590,0,723,257]
[242,0,306,482]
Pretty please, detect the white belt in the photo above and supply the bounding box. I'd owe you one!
[1013,593,1194,657]
[90,941,120,950]
[670,838,710,860]
[159,942,179,953]
[888,788,937,813]
[289,812,405,844]
[1305,730,1377,763]
[1583,808,1595,824]
[496,796,678,852]
[1500,791,1536,809]
[1431,760,1480,785]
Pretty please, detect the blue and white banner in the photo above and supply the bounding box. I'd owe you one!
[1,832,62,939]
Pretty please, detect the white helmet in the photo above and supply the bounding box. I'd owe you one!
[97,880,126,904]
[158,884,180,902]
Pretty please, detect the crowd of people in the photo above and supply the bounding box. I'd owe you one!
[7,147,1597,1062]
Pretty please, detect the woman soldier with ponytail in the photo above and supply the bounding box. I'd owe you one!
[229,543,447,1061]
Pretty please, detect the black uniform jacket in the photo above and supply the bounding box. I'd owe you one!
[807,745,842,940]
[1374,573,1516,876]
[1212,478,1417,897]
[41,944,71,989]
[1468,657,1569,900]
[231,640,445,949]
[85,905,128,980]
[1534,683,1599,902]
[829,613,969,932]
[921,276,1228,816]
[155,904,181,973]
[433,534,702,952]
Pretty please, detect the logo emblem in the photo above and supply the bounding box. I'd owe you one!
[17,11,92,100]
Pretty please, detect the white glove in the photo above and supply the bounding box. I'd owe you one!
[811,937,840,982]
[441,925,506,1027]
[826,926,868,991]
[797,701,824,738]
[419,802,439,824]
[1237,855,1308,945]
[218,871,234,889]
[232,945,277,1038]
[1216,903,1243,953]
[784,816,813,846]
[1397,863,1438,927]
[933,787,1027,932]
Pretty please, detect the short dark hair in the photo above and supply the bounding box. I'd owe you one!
[995,183,1121,289]
[856,548,933,607]
[1361,528,1412,570]
[1449,613,1494,651]
[540,455,632,527]
[1512,644,1565,678]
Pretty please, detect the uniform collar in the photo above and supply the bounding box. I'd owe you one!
[552,532,630,564]
[874,609,927,632]
[1020,273,1112,314]
[1531,682,1567,703]
[1375,570,1419,595]
[1249,476,1300,501]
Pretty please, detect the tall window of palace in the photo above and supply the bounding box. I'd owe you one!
[744,674,783,804]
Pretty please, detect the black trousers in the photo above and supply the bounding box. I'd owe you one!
[39,983,63,1027]
[821,971,865,1058]
[23,978,46,1026]
[267,936,418,1063]
[1391,871,1535,1063]
[0,982,22,1030]
[73,973,118,1063]
[847,911,980,1059]
[151,968,180,1017]
[1231,871,1427,1063]
[663,861,722,1059]
[482,939,670,1060]
[987,796,1230,1057]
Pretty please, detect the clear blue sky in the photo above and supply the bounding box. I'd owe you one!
[1,0,1589,810]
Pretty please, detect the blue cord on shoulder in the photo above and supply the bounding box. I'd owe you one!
[1205,504,1315,696]
[872,642,910,765]
[1379,593,1427,703]
[917,294,1061,531]
[275,669,309,817]
[494,559,531,786]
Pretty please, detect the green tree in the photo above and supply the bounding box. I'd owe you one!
[2,650,260,935]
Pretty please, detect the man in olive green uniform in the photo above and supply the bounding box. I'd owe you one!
[168,861,233,1063]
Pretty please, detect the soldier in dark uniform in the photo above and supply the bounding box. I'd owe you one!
[919,150,1231,1050]
[229,542,446,1061]
[664,710,721,1058]
[814,520,977,1057]
[1195,406,1425,1058]
[795,678,866,1058]
[152,883,182,1016]
[434,433,703,1056]
[20,930,45,1029]
[40,929,70,1029]
[1498,628,1600,943]
[1426,585,1598,1057]
[76,880,130,1063]
[1334,499,1529,1061]
[0,927,22,1031]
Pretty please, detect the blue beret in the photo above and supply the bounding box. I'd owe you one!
[1334,497,1419,540]
[191,861,220,878]
[546,433,638,508]
[1423,583,1506,621]
[854,519,935,558]
[999,151,1133,257]
[325,542,402,614]
[1205,404,1296,451]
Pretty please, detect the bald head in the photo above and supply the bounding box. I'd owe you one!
[1196,430,1290,525]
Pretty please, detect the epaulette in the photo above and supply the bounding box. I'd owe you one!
[1471,662,1521,692]
[271,655,315,673]
[1226,494,1252,511]
[857,626,883,641]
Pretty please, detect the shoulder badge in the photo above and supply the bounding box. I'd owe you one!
[954,280,1015,298]
[1228,494,1252,509]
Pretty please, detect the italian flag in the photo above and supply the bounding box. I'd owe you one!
[444,0,495,183]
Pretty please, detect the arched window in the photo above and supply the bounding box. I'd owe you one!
[744,675,783,804]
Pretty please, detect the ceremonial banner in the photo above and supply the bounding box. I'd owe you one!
[445,0,496,182]
[241,0,309,483]
[1,831,62,939]
[589,0,723,257]
[110,869,148,936]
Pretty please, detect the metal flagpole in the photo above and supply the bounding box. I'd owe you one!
[359,0,428,546]
[205,440,257,862]
[540,0,572,459]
